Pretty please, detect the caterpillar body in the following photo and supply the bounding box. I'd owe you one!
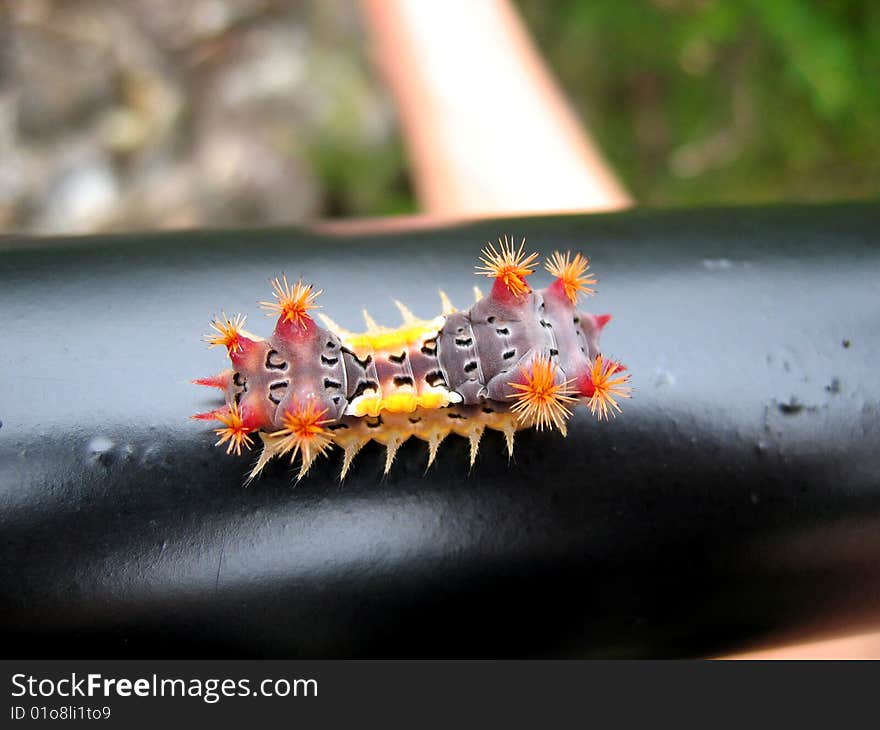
[194,237,631,481]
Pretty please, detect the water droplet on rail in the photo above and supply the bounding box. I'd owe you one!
[702,258,733,271]
[87,436,115,465]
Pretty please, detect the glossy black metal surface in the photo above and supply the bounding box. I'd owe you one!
[1,203,878,657]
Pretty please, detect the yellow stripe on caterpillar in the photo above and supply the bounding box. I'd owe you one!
[340,317,445,356]
[345,389,459,417]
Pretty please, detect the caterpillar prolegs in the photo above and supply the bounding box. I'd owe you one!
[193,237,631,481]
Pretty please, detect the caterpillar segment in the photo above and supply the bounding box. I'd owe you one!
[194,237,631,482]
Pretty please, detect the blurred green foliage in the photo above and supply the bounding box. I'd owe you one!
[300,5,415,219]
[516,0,880,205]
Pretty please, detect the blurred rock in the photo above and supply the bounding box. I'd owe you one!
[2,0,409,235]
[41,147,120,233]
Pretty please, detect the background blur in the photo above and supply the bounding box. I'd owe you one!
[1,0,878,233]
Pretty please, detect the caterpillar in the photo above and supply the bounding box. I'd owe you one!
[193,236,631,481]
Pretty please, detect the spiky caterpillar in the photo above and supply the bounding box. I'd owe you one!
[193,236,631,481]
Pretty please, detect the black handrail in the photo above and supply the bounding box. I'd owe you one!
[1,202,878,657]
